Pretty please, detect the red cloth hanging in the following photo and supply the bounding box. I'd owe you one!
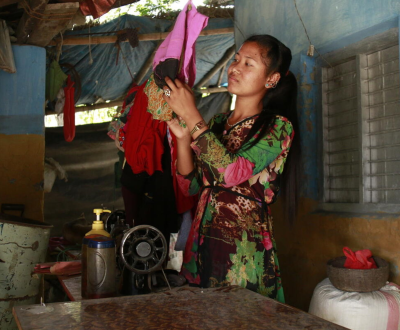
[63,75,75,142]
[80,0,117,19]
[343,247,378,269]
[123,81,167,175]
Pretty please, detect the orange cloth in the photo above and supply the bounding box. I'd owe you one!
[144,74,175,122]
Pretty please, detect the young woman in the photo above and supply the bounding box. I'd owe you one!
[162,35,299,303]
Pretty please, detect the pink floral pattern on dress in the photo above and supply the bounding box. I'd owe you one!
[223,156,255,188]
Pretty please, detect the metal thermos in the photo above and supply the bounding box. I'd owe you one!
[85,236,116,299]
[81,234,102,299]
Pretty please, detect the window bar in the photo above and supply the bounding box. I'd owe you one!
[367,99,399,109]
[363,85,400,96]
[363,70,399,81]
[324,108,357,118]
[329,160,359,167]
[366,127,400,136]
[366,172,400,176]
[325,82,357,94]
[357,54,369,203]
[327,121,358,131]
[362,57,399,70]
[325,96,357,106]
[367,113,400,123]
[367,158,400,164]
[326,134,358,143]
[326,148,359,155]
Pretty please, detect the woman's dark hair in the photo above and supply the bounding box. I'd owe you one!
[242,35,300,224]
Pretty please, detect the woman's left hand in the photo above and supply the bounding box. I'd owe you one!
[162,77,199,121]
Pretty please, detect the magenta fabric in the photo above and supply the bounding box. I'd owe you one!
[153,0,208,87]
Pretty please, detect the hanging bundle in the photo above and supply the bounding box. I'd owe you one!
[63,75,75,142]
[116,28,139,49]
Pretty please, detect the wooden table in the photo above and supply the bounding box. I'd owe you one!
[13,286,348,329]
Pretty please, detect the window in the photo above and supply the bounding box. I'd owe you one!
[322,44,400,206]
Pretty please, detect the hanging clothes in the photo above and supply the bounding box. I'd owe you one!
[123,81,167,176]
[153,0,208,89]
[63,75,75,142]
[80,0,117,19]
[121,134,180,245]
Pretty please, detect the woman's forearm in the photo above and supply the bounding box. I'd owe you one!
[176,138,195,176]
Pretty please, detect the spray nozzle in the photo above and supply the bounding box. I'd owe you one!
[93,208,111,221]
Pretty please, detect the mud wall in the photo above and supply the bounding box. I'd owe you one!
[0,45,46,222]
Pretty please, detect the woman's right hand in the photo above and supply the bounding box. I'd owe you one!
[167,117,191,143]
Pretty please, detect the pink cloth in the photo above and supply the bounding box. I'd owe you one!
[153,0,208,87]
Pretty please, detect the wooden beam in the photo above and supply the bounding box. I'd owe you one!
[74,100,123,112]
[0,0,18,7]
[217,62,227,86]
[16,0,49,44]
[50,27,234,46]
[45,100,122,115]
[194,44,235,89]
[133,25,175,85]
[195,87,228,94]
[0,19,16,73]
[25,2,79,47]
[134,47,156,85]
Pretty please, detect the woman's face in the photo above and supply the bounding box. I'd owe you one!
[227,41,272,98]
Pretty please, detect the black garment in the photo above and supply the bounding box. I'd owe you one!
[120,135,179,247]
[154,58,180,89]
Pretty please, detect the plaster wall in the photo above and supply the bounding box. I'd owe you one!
[0,45,46,221]
[235,0,400,311]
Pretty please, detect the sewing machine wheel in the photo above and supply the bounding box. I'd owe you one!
[120,225,167,275]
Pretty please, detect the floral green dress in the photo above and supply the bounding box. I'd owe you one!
[177,112,294,303]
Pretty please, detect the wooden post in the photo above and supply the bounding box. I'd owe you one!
[133,24,174,85]
[16,0,50,44]
[0,19,16,73]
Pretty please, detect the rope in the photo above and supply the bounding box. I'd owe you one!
[293,0,332,67]
[116,43,135,80]
[56,32,63,62]
[20,0,75,21]
[89,24,93,65]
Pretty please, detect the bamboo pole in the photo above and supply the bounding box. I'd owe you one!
[50,27,234,46]
[133,24,174,85]
[74,100,123,112]
[193,44,235,89]
[217,63,227,87]
[194,87,228,94]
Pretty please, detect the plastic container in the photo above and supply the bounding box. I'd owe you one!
[0,213,52,330]
[86,236,116,299]
[85,209,111,237]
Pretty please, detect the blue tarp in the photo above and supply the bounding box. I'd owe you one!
[59,15,235,105]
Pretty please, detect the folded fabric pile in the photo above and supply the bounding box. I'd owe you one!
[34,261,81,276]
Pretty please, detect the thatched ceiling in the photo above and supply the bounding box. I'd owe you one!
[0,0,141,47]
